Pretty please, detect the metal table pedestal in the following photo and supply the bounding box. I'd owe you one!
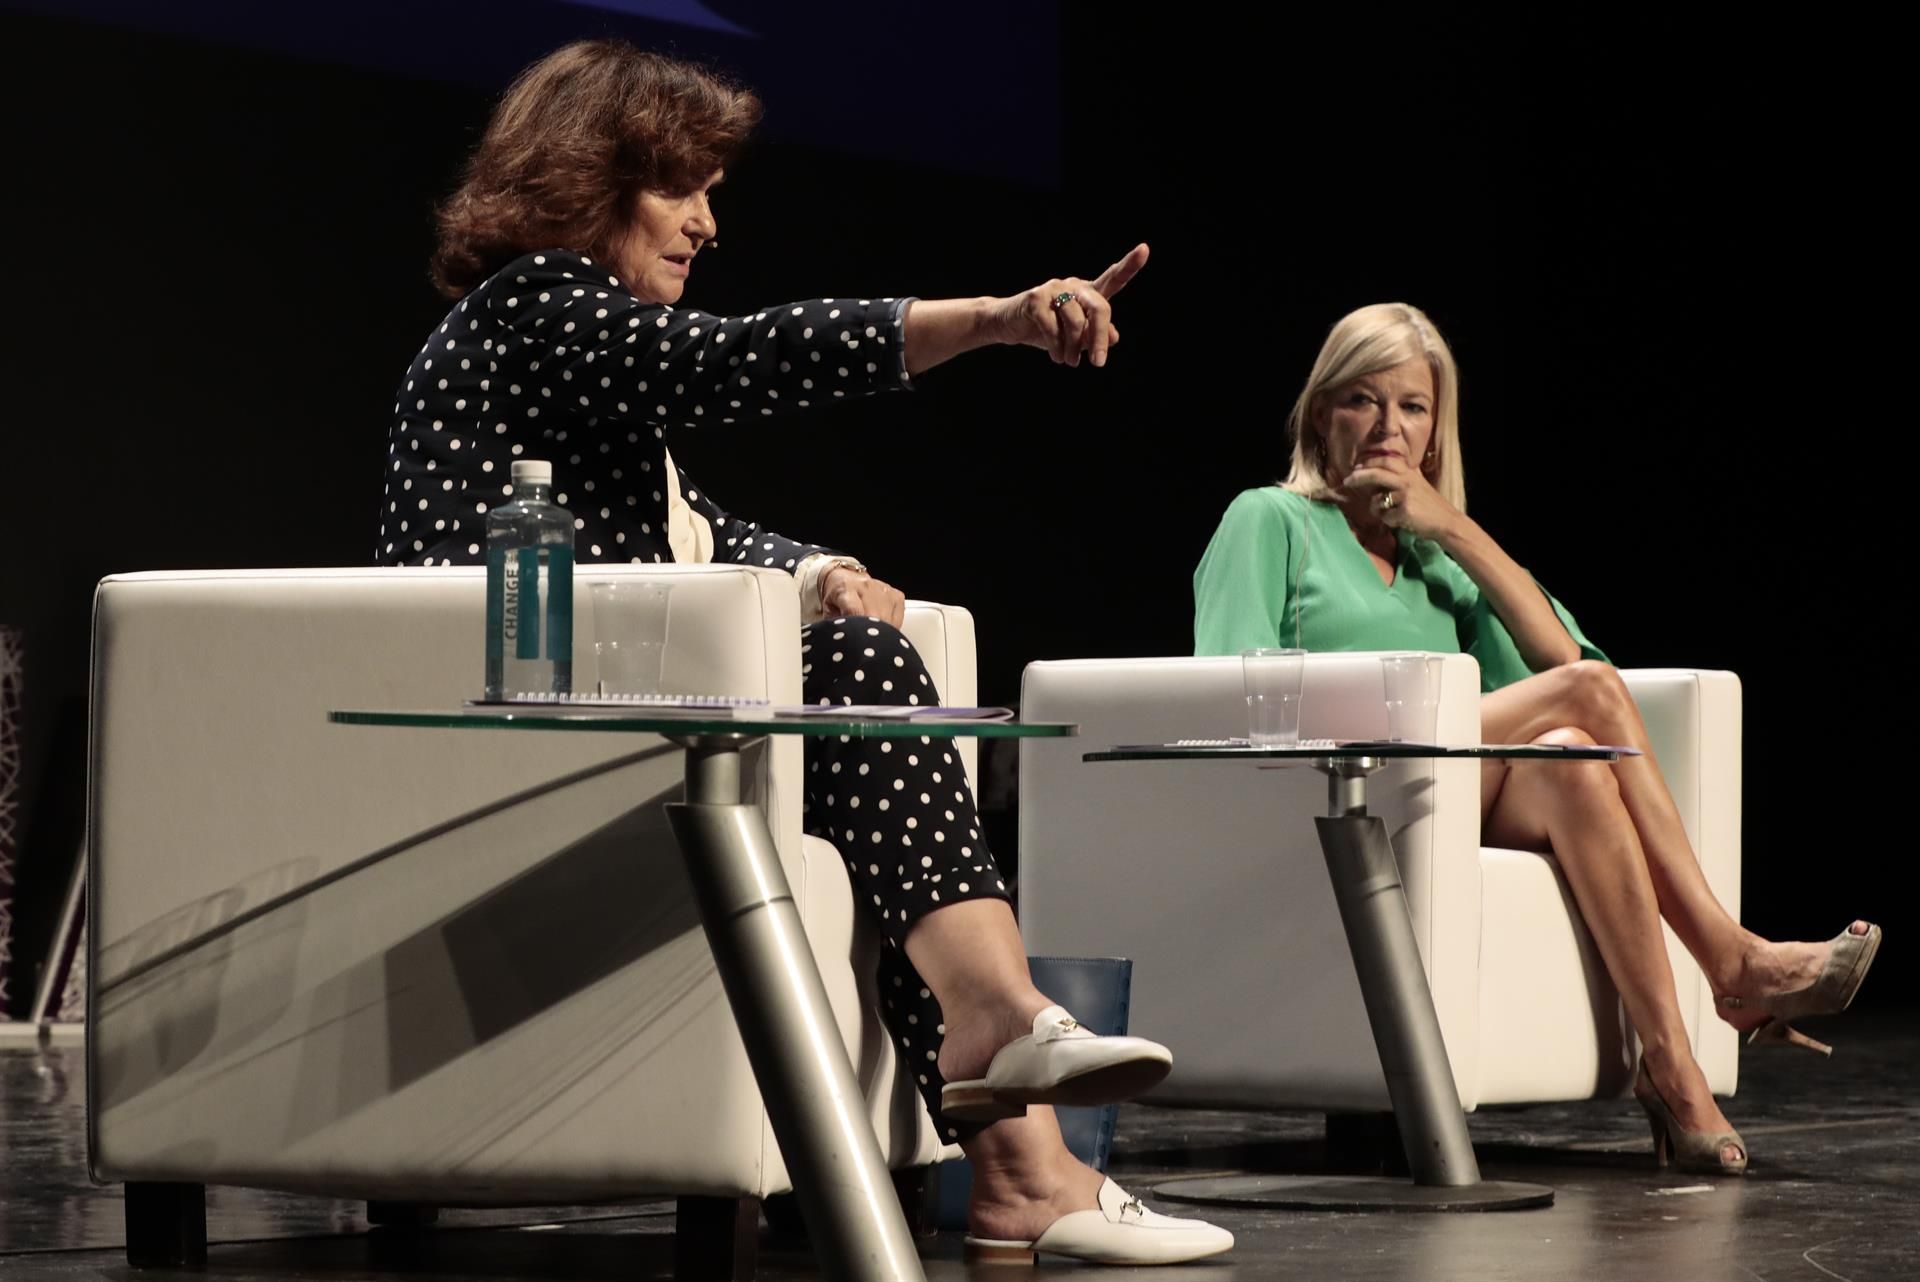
[668,737,927,1281]
[1155,757,1554,1213]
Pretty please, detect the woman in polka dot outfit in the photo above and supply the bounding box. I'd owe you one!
[374,40,1230,1266]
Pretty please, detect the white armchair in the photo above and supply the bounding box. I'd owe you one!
[1017,653,1740,1114]
[86,564,975,1267]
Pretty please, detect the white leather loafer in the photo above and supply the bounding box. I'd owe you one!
[965,1177,1234,1265]
[940,1005,1173,1122]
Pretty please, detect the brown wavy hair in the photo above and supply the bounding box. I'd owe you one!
[431,40,761,298]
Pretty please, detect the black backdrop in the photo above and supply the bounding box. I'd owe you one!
[2,4,1908,1014]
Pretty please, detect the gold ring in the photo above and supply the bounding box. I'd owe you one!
[1380,493,1398,511]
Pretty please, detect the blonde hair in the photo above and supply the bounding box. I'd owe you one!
[1282,302,1466,514]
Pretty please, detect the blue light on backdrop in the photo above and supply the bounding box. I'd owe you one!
[5,0,1061,185]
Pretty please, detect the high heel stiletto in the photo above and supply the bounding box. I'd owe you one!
[1633,1061,1747,1176]
[1746,1019,1835,1057]
[1719,923,1882,1056]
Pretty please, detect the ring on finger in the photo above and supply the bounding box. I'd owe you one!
[1051,291,1077,311]
[1379,492,1398,512]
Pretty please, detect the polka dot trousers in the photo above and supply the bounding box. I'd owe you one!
[801,616,1010,1141]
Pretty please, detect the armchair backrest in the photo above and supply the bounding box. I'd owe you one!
[86,564,808,1190]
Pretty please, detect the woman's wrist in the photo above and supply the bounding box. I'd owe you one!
[802,556,866,624]
[902,297,1001,376]
[1428,509,1477,554]
[965,295,1005,346]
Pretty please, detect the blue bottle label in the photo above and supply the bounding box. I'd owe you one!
[515,546,542,660]
[546,545,573,661]
[485,546,506,662]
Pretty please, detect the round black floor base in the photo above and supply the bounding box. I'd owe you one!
[1152,1174,1555,1213]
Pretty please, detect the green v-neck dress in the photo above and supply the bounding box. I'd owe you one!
[1193,487,1606,692]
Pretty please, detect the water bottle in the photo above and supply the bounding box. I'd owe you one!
[484,460,574,699]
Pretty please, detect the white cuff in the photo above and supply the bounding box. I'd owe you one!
[796,553,867,624]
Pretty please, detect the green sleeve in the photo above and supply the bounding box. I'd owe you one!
[1194,489,1294,656]
[1446,559,1610,692]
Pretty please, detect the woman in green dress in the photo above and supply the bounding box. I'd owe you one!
[1193,303,1879,1175]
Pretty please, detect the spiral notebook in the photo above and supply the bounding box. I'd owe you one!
[466,692,770,718]
[464,694,1016,723]
[771,704,1016,721]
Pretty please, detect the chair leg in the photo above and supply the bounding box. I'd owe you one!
[760,1190,805,1241]
[892,1166,939,1239]
[765,1167,936,1244]
[367,1201,440,1229]
[674,1195,759,1282]
[124,1181,207,1269]
[1324,1111,1410,1176]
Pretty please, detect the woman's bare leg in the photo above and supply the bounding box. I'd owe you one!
[1482,726,1741,1161]
[955,1104,1107,1241]
[1483,662,1864,1006]
[902,900,1105,1237]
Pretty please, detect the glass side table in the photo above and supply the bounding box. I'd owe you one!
[1083,740,1635,1213]
[334,709,1074,1282]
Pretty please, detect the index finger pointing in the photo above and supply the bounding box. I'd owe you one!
[1095,242,1151,298]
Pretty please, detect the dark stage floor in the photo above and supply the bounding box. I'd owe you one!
[4,1012,1916,1280]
